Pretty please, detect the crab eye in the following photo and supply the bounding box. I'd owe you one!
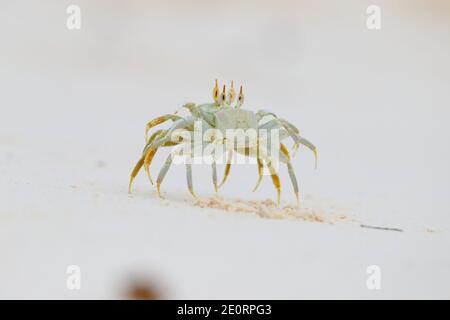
[226,81,236,105]
[236,85,244,107]
[212,79,219,103]
[218,85,226,105]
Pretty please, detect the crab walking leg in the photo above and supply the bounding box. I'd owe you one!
[256,110,300,136]
[252,119,285,193]
[129,146,167,193]
[134,117,195,194]
[149,116,196,150]
[268,160,281,206]
[155,152,175,198]
[128,157,145,193]
[218,150,233,188]
[280,143,300,206]
[130,143,184,194]
[253,146,294,196]
[255,109,278,122]
[279,118,299,134]
[252,158,264,192]
[187,118,219,192]
[141,129,168,185]
[144,129,166,152]
[129,131,163,193]
[259,118,317,169]
[175,102,203,117]
[143,149,157,185]
[211,152,218,192]
[258,119,300,143]
[144,140,181,185]
[259,146,282,206]
[145,114,182,142]
[143,134,182,185]
[297,137,318,169]
[186,160,198,198]
[271,118,317,168]
[156,151,200,199]
[252,122,278,193]
[155,130,205,199]
[129,129,178,192]
[286,158,300,206]
[154,118,217,197]
[259,118,300,146]
[177,103,220,127]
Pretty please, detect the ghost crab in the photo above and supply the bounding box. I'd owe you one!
[129,80,317,206]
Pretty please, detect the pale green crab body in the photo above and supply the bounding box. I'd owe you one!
[215,108,259,132]
[129,80,317,206]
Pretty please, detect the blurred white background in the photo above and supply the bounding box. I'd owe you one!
[0,0,449,299]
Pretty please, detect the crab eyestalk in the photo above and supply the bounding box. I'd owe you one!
[226,80,236,106]
[218,85,226,106]
[212,79,220,105]
[236,85,244,108]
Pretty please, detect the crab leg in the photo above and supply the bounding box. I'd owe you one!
[252,158,264,192]
[217,147,265,193]
[274,118,317,168]
[296,137,318,169]
[251,143,300,205]
[280,143,300,206]
[259,118,300,146]
[255,109,278,121]
[211,154,218,192]
[268,160,281,206]
[143,149,157,185]
[142,129,168,185]
[156,151,200,200]
[155,152,175,198]
[258,146,281,206]
[129,129,178,193]
[155,127,212,199]
[145,114,182,142]
[192,119,220,192]
[251,120,278,194]
[129,146,165,193]
[175,103,201,117]
[128,158,145,193]
[279,118,299,133]
[128,130,162,193]
[186,159,197,198]
[130,117,194,195]
[141,123,222,198]
[149,117,196,150]
[218,150,233,188]
[259,118,317,168]
[143,130,182,184]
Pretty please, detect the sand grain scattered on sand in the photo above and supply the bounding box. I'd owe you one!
[193,195,353,224]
